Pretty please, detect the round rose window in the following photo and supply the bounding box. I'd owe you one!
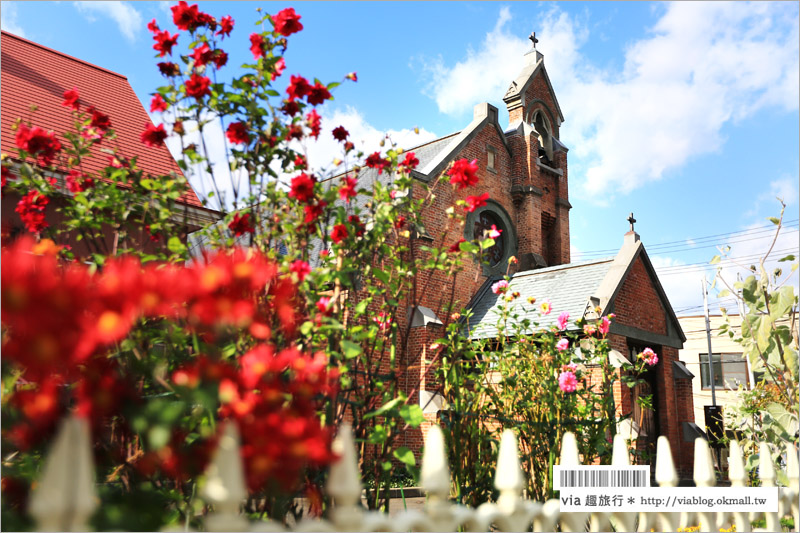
[473,211,505,266]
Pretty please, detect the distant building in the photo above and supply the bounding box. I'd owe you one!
[678,314,760,430]
[1,31,217,252]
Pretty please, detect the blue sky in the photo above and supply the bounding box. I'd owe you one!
[2,1,798,316]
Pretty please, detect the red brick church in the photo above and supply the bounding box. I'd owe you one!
[380,38,699,477]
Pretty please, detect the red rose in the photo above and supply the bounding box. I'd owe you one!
[152,29,178,57]
[216,15,234,37]
[190,43,214,67]
[303,201,325,225]
[294,155,307,169]
[272,8,303,36]
[448,238,466,253]
[62,87,80,111]
[185,73,211,100]
[306,82,331,106]
[286,75,311,101]
[306,110,321,139]
[147,19,160,33]
[88,107,111,132]
[289,173,316,203]
[213,50,228,69]
[338,176,357,202]
[249,33,266,60]
[15,124,62,166]
[330,224,348,244]
[15,190,49,233]
[228,212,254,236]
[66,170,94,193]
[281,100,301,117]
[150,94,168,113]
[157,62,181,76]
[332,126,349,141]
[447,158,479,189]
[226,122,250,145]
[345,72,357,82]
[141,123,168,147]
[465,192,490,212]
[365,152,390,175]
[394,216,406,229]
[286,124,304,141]
[400,152,419,169]
[171,1,200,31]
[270,57,286,81]
[1,165,11,189]
[348,215,364,237]
[290,260,311,281]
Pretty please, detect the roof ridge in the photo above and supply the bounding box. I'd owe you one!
[511,257,615,278]
[1,30,127,80]
[321,130,461,183]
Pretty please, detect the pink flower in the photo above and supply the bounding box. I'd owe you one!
[638,347,658,366]
[558,371,578,393]
[290,260,311,281]
[557,311,570,331]
[556,338,569,352]
[583,324,597,336]
[373,311,392,332]
[540,300,552,315]
[491,280,509,295]
[488,225,502,239]
[599,316,611,335]
[562,362,578,372]
[316,297,332,315]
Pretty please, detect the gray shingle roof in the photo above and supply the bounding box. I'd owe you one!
[467,257,615,339]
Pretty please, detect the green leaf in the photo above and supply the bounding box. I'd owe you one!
[147,425,171,450]
[373,268,390,284]
[769,286,796,320]
[778,254,796,262]
[341,340,362,359]
[710,255,721,265]
[717,289,731,298]
[398,404,424,428]
[167,236,186,254]
[768,217,780,225]
[367,424,388,444]
[393,446,416,467]
[363,397,404,420]
[140,178,156,190]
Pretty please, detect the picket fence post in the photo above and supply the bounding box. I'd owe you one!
[29,418,799,532]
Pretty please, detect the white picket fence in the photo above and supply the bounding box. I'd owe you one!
[29,415,800,532]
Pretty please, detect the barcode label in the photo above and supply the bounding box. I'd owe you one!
[553,466,650,489]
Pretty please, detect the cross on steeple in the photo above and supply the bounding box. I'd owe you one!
[529,32,538,49]
[627,212,637,232]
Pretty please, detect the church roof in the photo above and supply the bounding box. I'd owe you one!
[467,235,687,348]
[0,31,203,208]
[467,257,616,339]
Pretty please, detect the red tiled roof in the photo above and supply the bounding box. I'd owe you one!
[1,31,203,208]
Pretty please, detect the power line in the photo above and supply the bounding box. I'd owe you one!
[654,248,798,276]
[579,219,799,257]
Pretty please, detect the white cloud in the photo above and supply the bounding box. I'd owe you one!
[300,106,438,177]
[1,1,27,36]
[418,7,535,116]
[74,1,143,43]
[418,3,799,203]
[570,243,584,262]
[154,105,439,213]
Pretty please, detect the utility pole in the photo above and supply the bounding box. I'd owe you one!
[736,273,756,387]
[702,275,717,406]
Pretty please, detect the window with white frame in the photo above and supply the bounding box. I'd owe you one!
[699,353,750,390]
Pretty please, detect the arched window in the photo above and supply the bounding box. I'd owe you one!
[472,211,506,266]
[531,110,554,163]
